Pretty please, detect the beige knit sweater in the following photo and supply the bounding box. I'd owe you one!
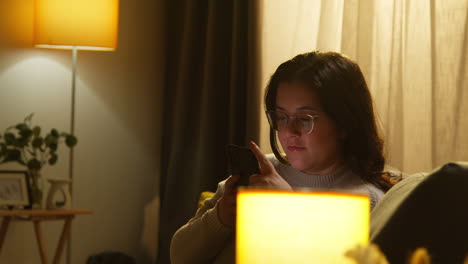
[170,154,384,264]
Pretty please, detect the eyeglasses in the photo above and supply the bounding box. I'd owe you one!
[266,111,319,135]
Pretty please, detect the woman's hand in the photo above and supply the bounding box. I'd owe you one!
[217,174,239,228]
[248,141,292,190]
[218,141,291,227]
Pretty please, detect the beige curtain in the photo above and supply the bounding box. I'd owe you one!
[260,0,468,173]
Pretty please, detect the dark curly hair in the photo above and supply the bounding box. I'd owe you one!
[264,51,399,192]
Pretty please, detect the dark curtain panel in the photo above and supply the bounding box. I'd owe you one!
[157,0,261,263]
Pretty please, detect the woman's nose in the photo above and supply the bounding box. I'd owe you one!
[285,119,301,135]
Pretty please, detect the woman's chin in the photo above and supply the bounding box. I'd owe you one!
[288,156,321,173]
[288,159,308,171]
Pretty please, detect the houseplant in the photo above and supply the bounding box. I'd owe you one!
[0,113,77,208]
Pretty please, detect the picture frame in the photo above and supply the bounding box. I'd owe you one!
[0,170,31,209]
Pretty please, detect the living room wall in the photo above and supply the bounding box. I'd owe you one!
[0,0,164,263]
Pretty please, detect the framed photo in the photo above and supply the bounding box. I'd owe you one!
[0,170,30,208]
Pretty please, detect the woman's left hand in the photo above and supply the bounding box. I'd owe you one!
[248,141,292,190]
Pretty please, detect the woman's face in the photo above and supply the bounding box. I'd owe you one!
[275,82,344,174]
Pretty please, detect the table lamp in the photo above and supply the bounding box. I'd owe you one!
[236,189,369,264]
[33,0,119,195]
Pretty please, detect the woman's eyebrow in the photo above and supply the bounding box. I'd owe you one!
[275,106,322,112]
[297,106,320,111]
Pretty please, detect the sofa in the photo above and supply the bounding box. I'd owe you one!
[370,162,468,264]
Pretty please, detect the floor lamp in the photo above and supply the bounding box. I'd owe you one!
[33,0,118,263]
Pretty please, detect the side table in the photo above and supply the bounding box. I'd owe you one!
[0,209,92,264]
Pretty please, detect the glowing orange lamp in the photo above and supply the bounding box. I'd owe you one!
[236,189,370,264]
[34,0,118,50]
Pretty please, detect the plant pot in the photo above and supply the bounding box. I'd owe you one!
[28,169,43,209]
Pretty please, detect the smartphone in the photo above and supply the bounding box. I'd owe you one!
[226,144,260,186]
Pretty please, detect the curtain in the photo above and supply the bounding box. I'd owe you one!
[157,0,261,263]
[341,0,468,173]
[260,0,468,174]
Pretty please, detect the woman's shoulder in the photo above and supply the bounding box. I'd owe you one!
[365,182,385,210]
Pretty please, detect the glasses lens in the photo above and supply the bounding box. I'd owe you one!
[297,114,314,134]
[266,111,284,131]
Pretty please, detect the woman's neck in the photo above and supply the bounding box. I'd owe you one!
[301,159,344,176]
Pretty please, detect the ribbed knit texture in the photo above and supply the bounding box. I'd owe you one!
[276,158,349,188]
[270,154,384,208]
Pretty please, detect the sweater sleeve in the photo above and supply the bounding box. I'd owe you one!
[170,178,234,264]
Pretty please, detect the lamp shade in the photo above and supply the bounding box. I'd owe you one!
[34,0,118,50]
[236,189,369,264]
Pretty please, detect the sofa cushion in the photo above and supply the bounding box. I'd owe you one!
[371,162,468,264]
[370,172,427,239]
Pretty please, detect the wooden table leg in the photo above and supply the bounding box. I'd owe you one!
[33,220,49,264]
[0,216,11,252]
[53,216,73,264]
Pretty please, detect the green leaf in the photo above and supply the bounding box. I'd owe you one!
[48,153,58,165]
[15,137,29,147]
[16,123,28,131]
[27,159,41,170]
[19,128,32,138]
[24,113,34,124]
[53,142,60,151]
[44,135,52,144]
[32,137,44,148]
[4,133,15,145]
[49,143,58,151]
[65,135,78,147]
[32,126,41,136]
[44,135,58,145]
[51,129,59,137]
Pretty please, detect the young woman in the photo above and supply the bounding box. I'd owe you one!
[170,51,398,264]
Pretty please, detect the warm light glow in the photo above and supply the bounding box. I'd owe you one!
[34,0,119,50]
[236,189,369,264]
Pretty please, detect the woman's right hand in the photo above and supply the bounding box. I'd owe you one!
[217,174,240,228]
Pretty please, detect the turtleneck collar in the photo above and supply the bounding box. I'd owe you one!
[277,161,359,189]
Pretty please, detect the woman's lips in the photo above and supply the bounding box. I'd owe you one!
[287,146,304,152]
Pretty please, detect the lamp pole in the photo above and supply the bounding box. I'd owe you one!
[67,46,77,264]
[70,46,77,197]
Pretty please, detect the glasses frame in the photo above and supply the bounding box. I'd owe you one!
[266,111,319,135]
